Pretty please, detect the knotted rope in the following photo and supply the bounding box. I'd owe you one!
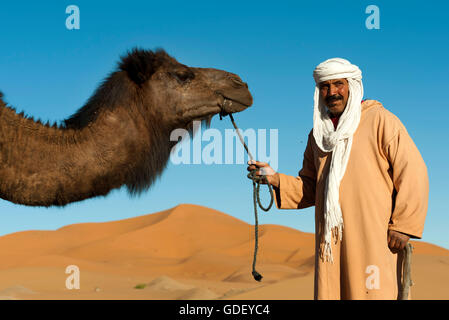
[227,113,274,281]
[399,242,414,300]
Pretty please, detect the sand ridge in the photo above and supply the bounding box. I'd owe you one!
[0,203,447,300]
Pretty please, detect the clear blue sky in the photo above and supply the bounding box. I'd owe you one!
[0,0,448,249]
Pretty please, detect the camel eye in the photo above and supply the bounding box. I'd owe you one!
[170,70,194,83]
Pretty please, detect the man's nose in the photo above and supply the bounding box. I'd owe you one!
[328,84,338,96]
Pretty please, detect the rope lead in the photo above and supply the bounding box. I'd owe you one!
[228,113,274,281]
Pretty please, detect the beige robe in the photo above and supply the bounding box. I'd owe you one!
[274,100,428,300]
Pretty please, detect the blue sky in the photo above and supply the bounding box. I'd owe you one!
[0,0,448,249]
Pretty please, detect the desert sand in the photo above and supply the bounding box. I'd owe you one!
[0,203,447,300]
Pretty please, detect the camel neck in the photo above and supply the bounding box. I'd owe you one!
[0,104,157,206]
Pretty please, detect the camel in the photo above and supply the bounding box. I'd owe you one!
[0,48,252,207]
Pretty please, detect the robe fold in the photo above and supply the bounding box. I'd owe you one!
[274,100,428,300]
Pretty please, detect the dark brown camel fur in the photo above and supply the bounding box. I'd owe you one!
[0,48,252,207]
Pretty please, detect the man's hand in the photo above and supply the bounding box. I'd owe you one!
[247,160,280,188]
[388,230,410,254]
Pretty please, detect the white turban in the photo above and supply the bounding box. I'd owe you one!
[312,58,364,263]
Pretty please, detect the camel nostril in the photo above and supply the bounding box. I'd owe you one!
[230,77,247,89]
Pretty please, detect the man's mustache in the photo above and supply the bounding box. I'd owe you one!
[326,95,343,103]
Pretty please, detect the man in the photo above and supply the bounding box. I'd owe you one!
[247,58,428,300]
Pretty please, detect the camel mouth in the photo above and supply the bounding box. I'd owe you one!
[183,97,250,121]
[219,97,251,117]
[222,98,251,112]
[181,96,251,129]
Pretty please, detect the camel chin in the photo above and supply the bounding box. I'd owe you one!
[201,99,250,128]
[221,98,251,115]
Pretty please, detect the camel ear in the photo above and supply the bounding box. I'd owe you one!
[119,48,159,85]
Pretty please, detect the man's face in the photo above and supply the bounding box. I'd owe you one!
[318,78,349,116]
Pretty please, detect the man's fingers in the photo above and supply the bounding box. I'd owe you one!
[393,237,401,249]
[388,230,411,253]
[245,167,262,175]
[247,160,269,167]
[388,239,395,250]
[389,239,399,253]
[247,160,272,175]
[388,235,408,253]
[388,235,397,249]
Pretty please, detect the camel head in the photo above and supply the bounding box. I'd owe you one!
[0,48,254,206]
[1,48,254,206]
[119,48,253,129]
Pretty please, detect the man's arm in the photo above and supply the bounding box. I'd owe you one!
[384,123,429,240]
[273,131,317,210]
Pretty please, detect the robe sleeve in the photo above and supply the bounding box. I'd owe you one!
[273,131,317,209]
[384,125,429,239]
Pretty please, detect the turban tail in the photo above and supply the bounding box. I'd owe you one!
[312,58,364,263]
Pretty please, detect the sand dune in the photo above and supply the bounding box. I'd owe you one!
[0,203,447,300]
